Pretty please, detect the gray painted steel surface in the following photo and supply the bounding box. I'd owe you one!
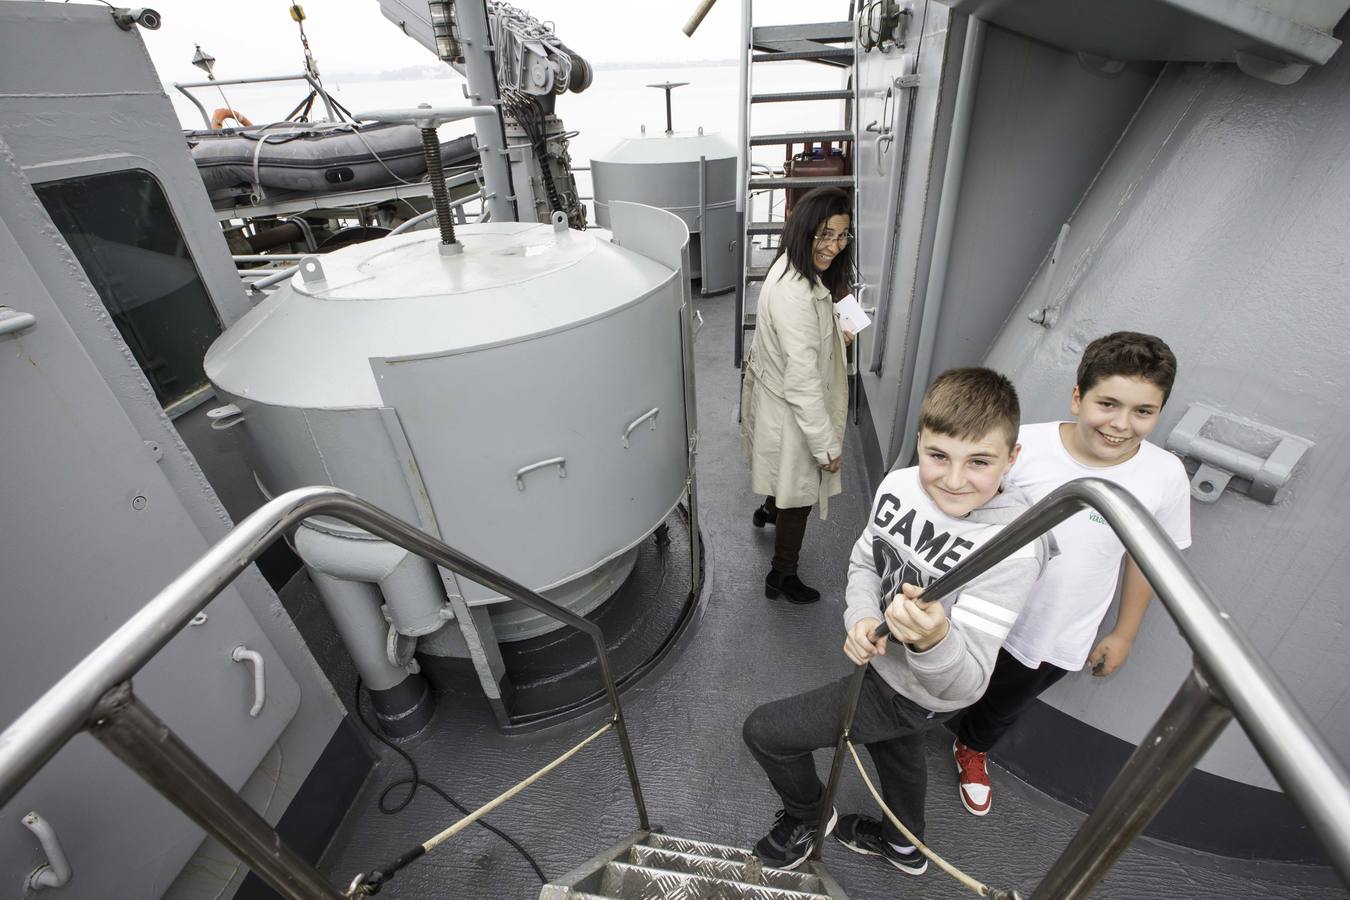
[984,56,1350,791]
[0,139,305,897]
[0,8,352,898]
[592,131,737,292]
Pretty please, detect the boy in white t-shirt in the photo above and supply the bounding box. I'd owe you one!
[949,332,1192,817]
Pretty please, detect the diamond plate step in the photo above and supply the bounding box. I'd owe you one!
[748,175,854,191]
[642,832,757,862]
[746,266,770,282]
[748,221,785,235]
[751,89,853,104]
[752,47,854,62]
[629,845,824,894]
[750,129,853,147]
[752,22,852,45]
[599,861,830,900]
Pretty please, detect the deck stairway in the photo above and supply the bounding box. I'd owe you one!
[541,831,848,900]
[734,6,857,367]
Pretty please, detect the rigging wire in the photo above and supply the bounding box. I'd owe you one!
[350,678,547,887]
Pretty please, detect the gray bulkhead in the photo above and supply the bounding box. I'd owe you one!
[852,0,1349,861]
[0,4,361,898]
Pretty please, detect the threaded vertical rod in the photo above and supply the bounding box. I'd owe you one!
[420,127,457,246]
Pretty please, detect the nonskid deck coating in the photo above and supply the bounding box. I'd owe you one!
[311,294,1346,899]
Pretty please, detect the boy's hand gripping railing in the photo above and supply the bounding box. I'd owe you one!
[0,486,649,900]
[809,477,1350,899]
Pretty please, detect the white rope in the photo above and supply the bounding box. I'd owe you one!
[846,739,1001,897]
[421,722,613,853]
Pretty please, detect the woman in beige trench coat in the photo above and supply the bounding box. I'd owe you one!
[740,187,853,604]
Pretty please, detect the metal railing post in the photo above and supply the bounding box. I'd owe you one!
[1031,665,1234,899]
[89,683,344,900]
[808,665,868,860]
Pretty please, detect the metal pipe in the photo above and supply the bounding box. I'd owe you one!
[174,83,212,128]
[88,684,344,900]
[0,486,648,830]
[1031,666,1234,900]
[450,0,519,222]
[811,477,1350,883]
[175,73,318,90]
[388,191,483,236]
[682,0,719,36]
[307,572,411,692]
[890,15,984,468]
[232,254,309,263]
[246,265,300,290]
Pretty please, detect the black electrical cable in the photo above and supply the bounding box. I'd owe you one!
[351,678,547,885]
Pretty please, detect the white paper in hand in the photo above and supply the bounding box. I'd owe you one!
[834,293,871,334]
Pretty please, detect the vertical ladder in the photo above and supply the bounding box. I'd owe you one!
[734,3,857,368]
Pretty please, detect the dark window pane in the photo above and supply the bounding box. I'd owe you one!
[35,170,222,408]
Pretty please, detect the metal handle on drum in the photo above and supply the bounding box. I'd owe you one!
[0,306,37,338]
[515,457,567,490]
[230,646,266,718]
[621,408,660,448]
[208,404,246,431]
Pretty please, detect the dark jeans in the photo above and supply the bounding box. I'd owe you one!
[743,668,955,845]
[951,648,1070,752]
[763,496,811,576]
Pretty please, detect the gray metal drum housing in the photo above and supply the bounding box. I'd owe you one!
[592,131,737,293]
[204,219,691,645]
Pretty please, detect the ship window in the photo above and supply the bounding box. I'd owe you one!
[34,169,222,409]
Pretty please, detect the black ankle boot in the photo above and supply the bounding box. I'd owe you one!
[752,502,778,528]
[765,569,821,604]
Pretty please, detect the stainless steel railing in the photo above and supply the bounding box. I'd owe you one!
[0,486,649,900]
[809,477,1350,896]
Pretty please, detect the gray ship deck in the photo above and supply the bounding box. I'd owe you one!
[303,295,1345,899]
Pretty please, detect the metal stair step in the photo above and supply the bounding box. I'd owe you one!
[642,832,757,862]
[752,22,853,45]
[748,221,785,235]
[746,267,770,283]
[748,175,854,190]
[751,89,853,104]
[599,861,830,900]
[752,47,853,62]
[629,845,825,894]
[750,129,853,147]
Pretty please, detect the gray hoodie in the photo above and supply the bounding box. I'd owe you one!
[843,467,1054,713]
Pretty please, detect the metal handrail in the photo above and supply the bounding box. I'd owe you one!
[0,486,650,849]
[809,477,1350,893]
[174,73,337,129]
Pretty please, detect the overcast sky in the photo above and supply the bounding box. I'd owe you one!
[137,0,844,85]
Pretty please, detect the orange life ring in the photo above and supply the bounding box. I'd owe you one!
[211,107,253,129]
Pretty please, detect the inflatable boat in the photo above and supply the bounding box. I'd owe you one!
[187,121,477,200]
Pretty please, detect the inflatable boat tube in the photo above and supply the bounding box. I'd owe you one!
[187,122,477,194]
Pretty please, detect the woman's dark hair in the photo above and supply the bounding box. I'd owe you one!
[774,186,852,296]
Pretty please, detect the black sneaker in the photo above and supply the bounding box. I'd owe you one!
[834,814,927,875]
[753,808,838,870]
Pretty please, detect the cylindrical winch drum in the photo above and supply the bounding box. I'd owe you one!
[591,130,737,293]
[204,214,691,646]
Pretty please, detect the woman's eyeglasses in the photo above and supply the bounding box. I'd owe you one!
[813,231,852,247]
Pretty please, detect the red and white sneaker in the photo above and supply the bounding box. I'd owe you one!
[953,740,992,816]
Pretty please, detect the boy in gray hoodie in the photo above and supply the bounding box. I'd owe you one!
[743,368,1053,874]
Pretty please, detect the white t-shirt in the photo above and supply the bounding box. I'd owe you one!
[1003,421,1192,670]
